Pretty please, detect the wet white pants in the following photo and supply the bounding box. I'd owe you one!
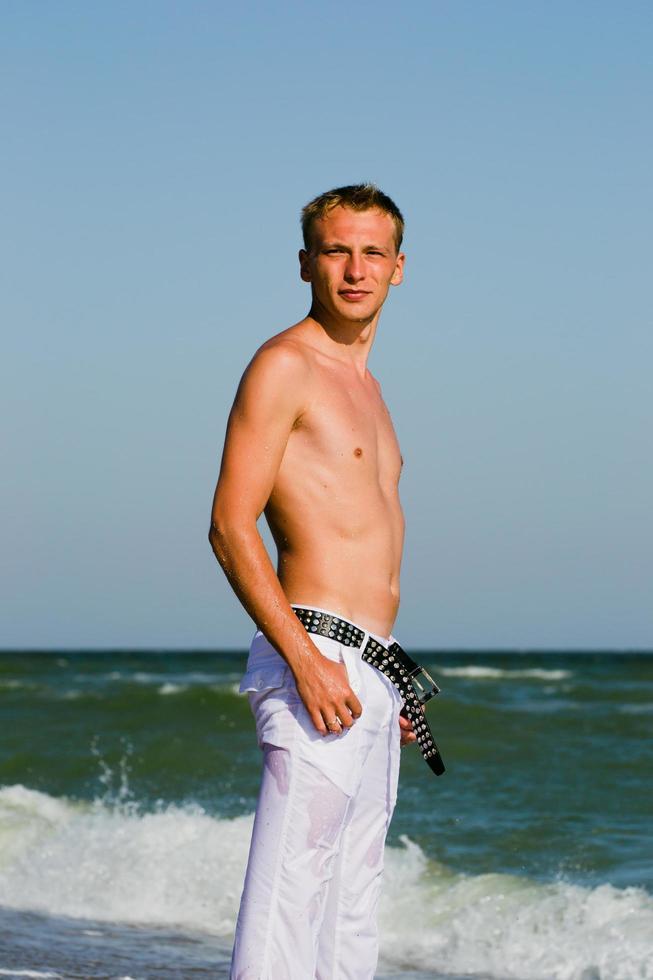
[230,605,403,980]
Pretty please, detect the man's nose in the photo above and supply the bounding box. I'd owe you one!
[344,253,365,282]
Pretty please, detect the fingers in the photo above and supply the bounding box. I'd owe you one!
[310,708,328,736]
[321,698,356,735]
[299,660,364,738]
[399,712,417,747]
[333,694,360,730]
[347,691,363,720]
[306,697,351,737]
[322,710,343,735]
[316,697,360,737]
[334,710,352,730]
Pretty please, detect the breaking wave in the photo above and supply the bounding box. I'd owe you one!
[0,784,651,979]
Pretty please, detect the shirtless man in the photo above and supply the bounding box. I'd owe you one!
[209,184,417,980]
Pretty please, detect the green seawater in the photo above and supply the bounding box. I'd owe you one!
[1,649,651,889]
[1,649,652,980]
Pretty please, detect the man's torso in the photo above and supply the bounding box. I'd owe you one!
[262,324,405,637]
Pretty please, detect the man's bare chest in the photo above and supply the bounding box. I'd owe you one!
[290,373,402,481]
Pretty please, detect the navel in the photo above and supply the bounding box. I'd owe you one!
[353,447,363,458]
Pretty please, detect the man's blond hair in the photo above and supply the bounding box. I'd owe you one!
[301,183,404,253]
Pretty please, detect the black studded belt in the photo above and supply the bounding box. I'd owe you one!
[292,606,445,777]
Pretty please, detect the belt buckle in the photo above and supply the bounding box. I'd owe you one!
[317,613,334,637]
[410,666,440,705]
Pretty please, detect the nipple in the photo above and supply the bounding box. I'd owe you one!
[353,447,363,458]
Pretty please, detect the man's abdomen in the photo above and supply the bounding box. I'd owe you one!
[272,534,401,639]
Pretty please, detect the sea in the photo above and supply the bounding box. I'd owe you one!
[0,649,652,980]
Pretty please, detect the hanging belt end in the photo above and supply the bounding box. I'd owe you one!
[410,666,440,705]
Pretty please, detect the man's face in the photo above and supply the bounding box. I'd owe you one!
[299,206,404,324]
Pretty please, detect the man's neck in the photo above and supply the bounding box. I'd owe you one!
[305,304,380,373]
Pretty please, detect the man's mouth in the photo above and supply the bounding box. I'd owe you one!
[339,290,371,301]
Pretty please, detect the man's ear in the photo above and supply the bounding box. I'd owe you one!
[390,251,405,287]
[299,248,312,283]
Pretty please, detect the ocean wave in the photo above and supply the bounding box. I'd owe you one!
[158,682,241,696]
[157,682,189,695]
[439,665,572,681]
[35,681,241,702]
[0,971,63,978]
[380,839,653,979]
[0,679,35,691]
[132,670,219,685]
[619,703,653,715]
[0,784,651,979]
[90,670,243,694]
[83,670,225,686]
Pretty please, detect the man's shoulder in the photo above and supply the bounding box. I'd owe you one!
[236,324,314,403]
[249,322,314,376]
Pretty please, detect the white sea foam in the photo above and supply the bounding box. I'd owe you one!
[0,971,62,978]
[157,681,241,695]
[0,784,248,936]
[619,703,653,715]
[88,670,222,686]
[0,785,651,980]
[131,670,219,685]
[439,665,572,681]
[157,682,188,695]
[379,838,653,979]
[67,671,240,697]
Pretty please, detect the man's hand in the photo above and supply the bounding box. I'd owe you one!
[292,653,363,737]
[399,713,417,747]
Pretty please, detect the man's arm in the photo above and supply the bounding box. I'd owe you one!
[208,341,362,735]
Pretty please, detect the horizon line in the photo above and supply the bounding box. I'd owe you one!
[2,646,652,655]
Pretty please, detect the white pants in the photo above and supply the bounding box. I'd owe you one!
[230,606,403,980]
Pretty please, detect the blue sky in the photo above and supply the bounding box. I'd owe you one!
[2,1,651,649]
